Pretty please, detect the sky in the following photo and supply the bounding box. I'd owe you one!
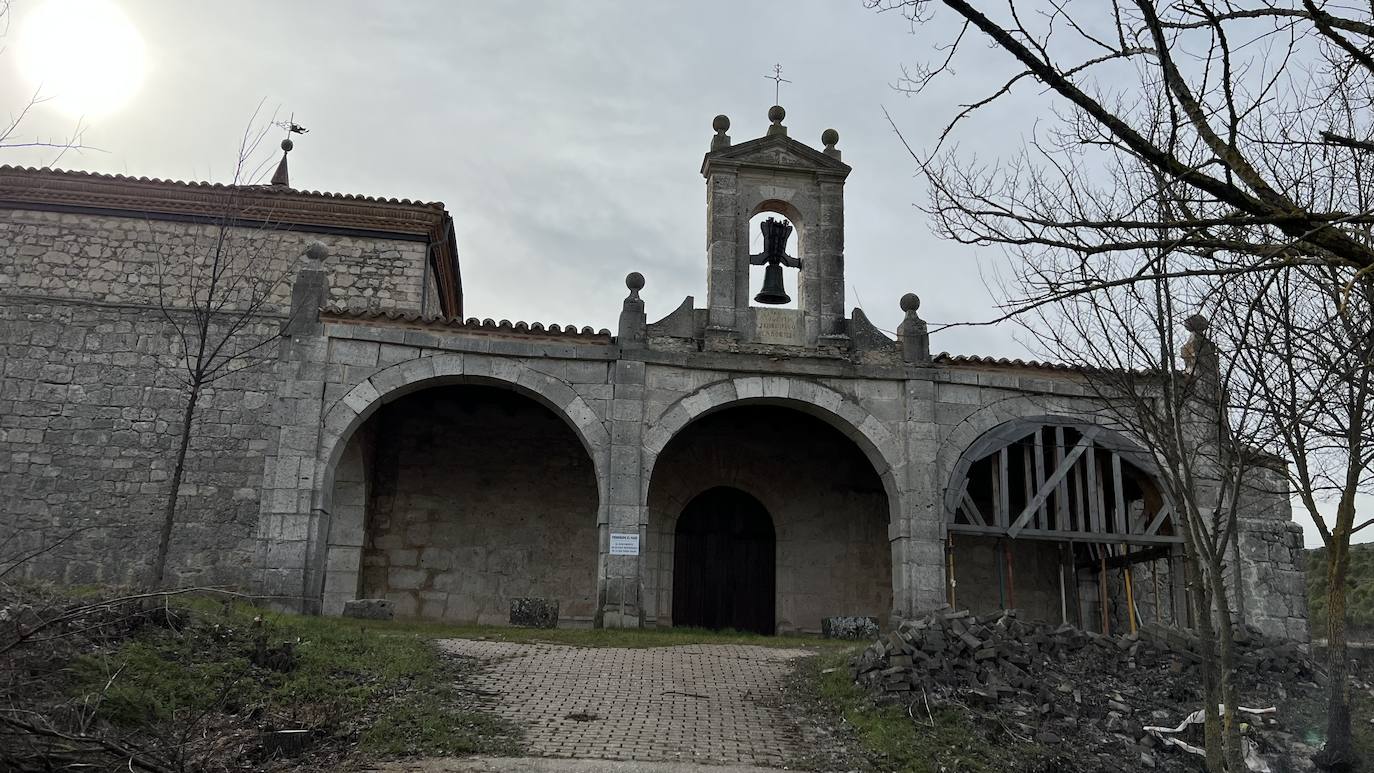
[0,0,1365,547]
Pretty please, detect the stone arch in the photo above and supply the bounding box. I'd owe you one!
[749,197,806,225]
[642,377,905,631]
[641,376,905,523]
[313,353,609,614]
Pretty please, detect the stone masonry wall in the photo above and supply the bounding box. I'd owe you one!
[1,209,431,313]
[359,386,600,624]
[0,298,278,587]
[1,206,440,589]
[1235,464,1309,641]
[645,405,891,634]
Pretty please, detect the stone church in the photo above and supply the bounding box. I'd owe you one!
[0,107,1308,639]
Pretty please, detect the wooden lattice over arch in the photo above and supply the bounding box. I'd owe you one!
[945,418,1182,547]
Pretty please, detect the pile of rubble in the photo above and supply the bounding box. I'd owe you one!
[851,609,1322,771]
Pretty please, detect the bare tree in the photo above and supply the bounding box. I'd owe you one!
[1216,265,1374,767]
[872,1,1374,765]
[1013,258,1265,770]
[149,115,300,590]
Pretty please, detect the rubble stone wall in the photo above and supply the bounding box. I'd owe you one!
[0,208,436,590]
[1,209,432,312]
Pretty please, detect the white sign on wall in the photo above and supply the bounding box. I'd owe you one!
[609,533,641,556]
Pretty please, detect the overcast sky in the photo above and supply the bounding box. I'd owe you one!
[1,0,1364,547]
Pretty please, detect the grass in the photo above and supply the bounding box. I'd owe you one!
[60,596,845,766]
[67,598,523,762]
[801,651,1055,773]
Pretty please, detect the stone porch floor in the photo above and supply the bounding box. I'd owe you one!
[425,640,816,768]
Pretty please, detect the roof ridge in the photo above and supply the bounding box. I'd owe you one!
[0,164,448,210]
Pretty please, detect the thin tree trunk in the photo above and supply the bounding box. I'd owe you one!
[1190,554,1225,773]
[1209,557,1245,772]
[150,384,200,590]
[1321,536,1354,768]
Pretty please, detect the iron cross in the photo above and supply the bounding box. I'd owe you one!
[764,64,791,105]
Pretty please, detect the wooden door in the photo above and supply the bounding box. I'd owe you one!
[672,487,775,635]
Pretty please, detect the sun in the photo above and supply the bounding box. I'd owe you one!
[17,0,147,117]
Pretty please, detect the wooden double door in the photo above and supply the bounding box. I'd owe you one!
[671,487,776,635]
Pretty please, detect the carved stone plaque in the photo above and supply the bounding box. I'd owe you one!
[753,307,805,346]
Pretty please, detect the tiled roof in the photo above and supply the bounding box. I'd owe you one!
[321,306,612,340]
[0,165,445,209]
[934,352,1083,372]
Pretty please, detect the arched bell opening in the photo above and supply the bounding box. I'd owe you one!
[945,419,1188,634]
[325,384,599,625]
[646,403,892,635]
[747,205,801,310]
[672,487,775,635]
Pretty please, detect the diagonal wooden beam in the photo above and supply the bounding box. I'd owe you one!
[1145,503,1173,536]
[1007,428,1100,538]
[960,489,988,527]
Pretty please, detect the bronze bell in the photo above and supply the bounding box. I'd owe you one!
[755,263,791,305]
[749,217,799,305]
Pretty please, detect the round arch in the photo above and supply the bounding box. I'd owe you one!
[313,353,609,615]
[317,353,609,514]
[640,376,906,524]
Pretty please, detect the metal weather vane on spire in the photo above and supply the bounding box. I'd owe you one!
[269,113,308,188]
[764,63,791,105]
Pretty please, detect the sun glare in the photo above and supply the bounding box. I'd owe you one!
[18,0,147,117]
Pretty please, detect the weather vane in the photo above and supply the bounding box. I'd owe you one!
[274,113,309,138]
[764,63,791,105]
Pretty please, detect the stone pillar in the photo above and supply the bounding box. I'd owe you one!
[1234,462,1311,641]
[600,358,647,627]
[617,273,647,349]
[898,376,945,618]
[814,177,847,343]
[256,244,331,612]
[897,293,931,364]
[705,169,739,342]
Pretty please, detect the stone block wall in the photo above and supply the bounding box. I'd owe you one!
[357,386,600,623]
[644,405,891,633]
[1235,464,1309,641]
[0,298,278,587]
[1,209,431,313]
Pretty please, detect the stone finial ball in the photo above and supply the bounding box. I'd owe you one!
[712,114,730,133]
[281,138,294,152]
[822,128,839,147]
[768,105,786,124]
[305,242,329,261]
[626,271,646,291]
[1184,314,1209,333]
[900,293,921,313]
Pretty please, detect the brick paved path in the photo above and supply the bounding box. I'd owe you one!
[437,640,815,767]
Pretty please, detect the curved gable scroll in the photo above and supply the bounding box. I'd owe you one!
[944,417,1180,546]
